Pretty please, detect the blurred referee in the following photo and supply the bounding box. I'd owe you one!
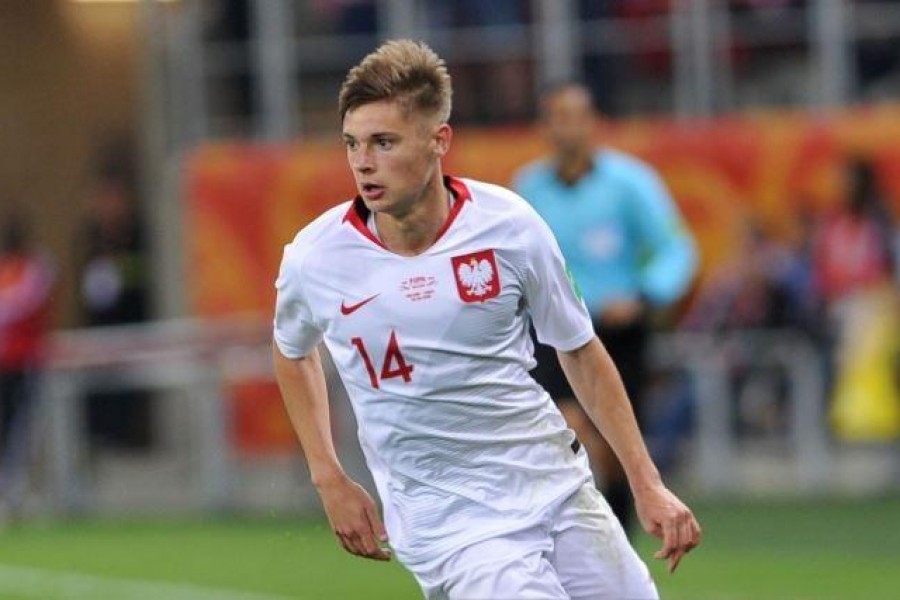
[514,81,698,536]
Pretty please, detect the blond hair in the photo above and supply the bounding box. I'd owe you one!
[339,39,452,123]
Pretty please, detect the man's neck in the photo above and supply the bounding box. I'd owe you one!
[374,173,451,257]
[556,149,594,186]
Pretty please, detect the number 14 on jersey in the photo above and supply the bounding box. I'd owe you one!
[350,330,414,389]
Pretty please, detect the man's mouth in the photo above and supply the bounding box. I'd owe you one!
[361,183,386,200]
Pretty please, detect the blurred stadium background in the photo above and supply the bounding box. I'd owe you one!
[1,1,900,598]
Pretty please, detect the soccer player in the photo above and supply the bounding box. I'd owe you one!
[514,82,699,536]
[273,40,700,599]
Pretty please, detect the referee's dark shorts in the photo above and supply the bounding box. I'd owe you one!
[530,316,649,427]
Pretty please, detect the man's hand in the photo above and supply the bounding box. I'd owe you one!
[316,474,391,561]
[634,483,701,573]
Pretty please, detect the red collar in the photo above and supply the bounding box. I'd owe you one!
[342,176,472,250]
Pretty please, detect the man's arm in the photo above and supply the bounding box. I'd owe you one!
[629,163,698,307]
[556,337,701,572]
[273,343,391,561]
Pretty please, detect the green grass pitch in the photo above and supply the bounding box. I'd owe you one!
[0,497,898,599]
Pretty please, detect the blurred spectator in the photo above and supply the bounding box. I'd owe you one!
[425,1,531,123]
[514,81,698,536]
[0,212,55,514]
[683,219,819,333]
[79,177,148,327]
[894,222,900,286]
[853,0,900,101]
[578,1,620,115]
[730,0,799,11]
[319,0,378,35]
[681,219,822,439]
[813,159,896,307]
[78,166,152,449]
[776,211,822,334]
[813,158,900,441]
[204,0,253,132]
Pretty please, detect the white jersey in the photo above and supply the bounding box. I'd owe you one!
[274,177,595,566]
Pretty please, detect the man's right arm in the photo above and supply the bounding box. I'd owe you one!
[272,343,391,561]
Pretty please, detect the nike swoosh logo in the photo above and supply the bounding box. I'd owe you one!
[340,294,380,315]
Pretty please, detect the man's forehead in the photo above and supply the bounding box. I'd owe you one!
[342,125,402,138]
[343,100,434,135]
[544,86,593,112]
[344,100,404,126]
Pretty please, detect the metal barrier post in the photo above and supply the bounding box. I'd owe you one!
[193,363,232,511]
[45,372,86,513]
[775,336,831,490]
[652,333,736,493]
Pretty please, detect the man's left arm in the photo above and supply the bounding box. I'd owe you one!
[630,166,698,307]
[557,337,702,572]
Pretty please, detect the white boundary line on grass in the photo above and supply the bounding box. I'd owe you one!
[0,564,295,600]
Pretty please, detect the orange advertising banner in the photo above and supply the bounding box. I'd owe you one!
[186,106,900,319]
[185,106,900,453]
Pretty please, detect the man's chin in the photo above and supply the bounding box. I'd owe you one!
[360,197,386,211]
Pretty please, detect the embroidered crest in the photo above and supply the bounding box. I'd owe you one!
[451,249,501,303]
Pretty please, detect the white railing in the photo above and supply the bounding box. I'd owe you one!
[41,316,275,514]
[21,319,897,516]
[651,330,831,494]
[144,0,900,148]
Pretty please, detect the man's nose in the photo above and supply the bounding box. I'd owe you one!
[352,147,375,173]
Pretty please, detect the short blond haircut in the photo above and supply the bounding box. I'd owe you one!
[339,39,452,123]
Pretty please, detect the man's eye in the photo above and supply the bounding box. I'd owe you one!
[345,139,358,150]
[377,139,393,150]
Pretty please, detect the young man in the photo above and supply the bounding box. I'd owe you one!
[273,40,700,599]
[514,82,698,536]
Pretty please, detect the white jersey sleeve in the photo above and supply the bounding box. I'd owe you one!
[273,240,324,359]
[522,210,594,351]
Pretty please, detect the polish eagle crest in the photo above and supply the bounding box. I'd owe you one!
[451,249,501,302]
[457,257,494,297]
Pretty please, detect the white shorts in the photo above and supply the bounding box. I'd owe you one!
[410,483,659,600]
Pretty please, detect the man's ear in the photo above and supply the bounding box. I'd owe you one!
[433,123,452,157]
